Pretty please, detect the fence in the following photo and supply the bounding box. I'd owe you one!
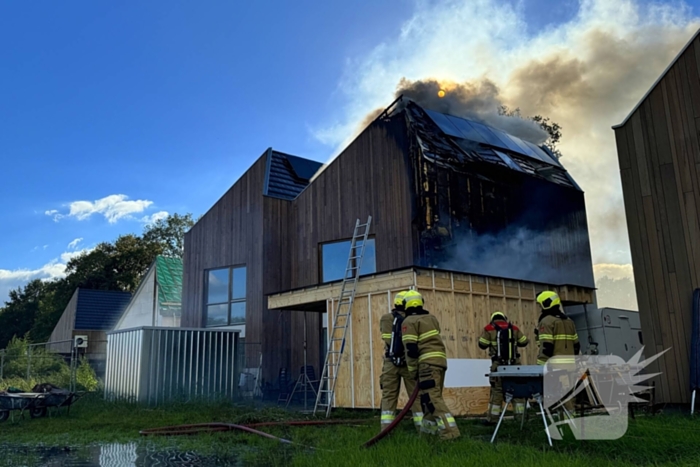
[0,339,101,392]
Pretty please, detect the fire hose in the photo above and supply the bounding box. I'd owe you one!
[361,382,421,448]
[140,385,421,449]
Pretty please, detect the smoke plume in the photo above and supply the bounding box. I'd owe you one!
[313,0,700,301]
[357,78,549,146]
[437,226,594,288]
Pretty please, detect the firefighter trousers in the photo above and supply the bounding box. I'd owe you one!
[487,376,526,422]
[417,363,460,440]
[379,359,423,430]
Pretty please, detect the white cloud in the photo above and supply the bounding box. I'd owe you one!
[67,238,83,250]
[0,247,91,304]
[594,263,635,282]
[46,194,156,224]
[141,211,169,225]
[316,0,700,270]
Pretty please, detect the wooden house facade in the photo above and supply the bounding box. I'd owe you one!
[182,100,596,408]
[613,29,700,404]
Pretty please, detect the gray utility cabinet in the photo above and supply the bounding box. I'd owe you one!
[565,305,644,362]
[105,327,240,404]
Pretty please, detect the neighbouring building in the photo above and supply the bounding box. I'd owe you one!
[47,288,132,377]
[113,256,183,331]
[182,99,596,414]
[613,28,700,405]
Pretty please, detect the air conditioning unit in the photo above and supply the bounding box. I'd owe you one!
[74,335,88,348]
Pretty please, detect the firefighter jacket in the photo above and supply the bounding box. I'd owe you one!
[536,312,580,365]
[401,310,447,372]
[478,320,528,371]
[380,309,405,360]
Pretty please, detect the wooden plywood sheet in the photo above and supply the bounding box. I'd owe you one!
[443,387,491,416]
[351,296,373,408]
[328,269,594,411]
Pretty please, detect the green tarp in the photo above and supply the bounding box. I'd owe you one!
[156,256,182,317]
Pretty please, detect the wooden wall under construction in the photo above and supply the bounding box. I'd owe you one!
[270,267,594,416]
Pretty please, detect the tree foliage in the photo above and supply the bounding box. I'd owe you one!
[498,105,563,159]
[0,213,197,347]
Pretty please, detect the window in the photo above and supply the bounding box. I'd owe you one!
[320,239,376,282]
[205,266,246,327]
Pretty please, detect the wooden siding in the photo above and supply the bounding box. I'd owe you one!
[614,34,700,404]
[275,267,593,415]
[288,115,414,290]
[181,153,267,371]
[47,289,79,353]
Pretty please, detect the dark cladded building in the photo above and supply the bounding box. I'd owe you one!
[182,99,595,384]
[613,29,700,405]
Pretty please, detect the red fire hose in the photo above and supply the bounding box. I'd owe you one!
[140,387,420,450]
[361,383,421,448]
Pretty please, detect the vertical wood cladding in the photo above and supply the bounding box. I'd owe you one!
[181,154,266,371]
[288,115,414,290]
[614,32,700,403]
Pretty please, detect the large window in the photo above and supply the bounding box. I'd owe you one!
[321,239,376,283]
[205,266,246,327]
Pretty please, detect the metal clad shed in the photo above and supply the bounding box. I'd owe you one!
[105,327,240,404]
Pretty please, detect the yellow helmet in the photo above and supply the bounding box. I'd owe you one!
[537,291,561,310]
[403,290,424,309]
[490,311,507,321]
[393,291,408,308]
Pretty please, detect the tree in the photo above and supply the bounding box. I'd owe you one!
[0,280,47,348]
[142,213,196,258]
[498,105,563,159]
[0,212,198,348]
[64,234,163,293]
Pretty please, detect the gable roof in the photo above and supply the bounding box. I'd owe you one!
[74,289,132,330]
[264,149,324,200]
[403,102,580,190]
[613,27,700,129]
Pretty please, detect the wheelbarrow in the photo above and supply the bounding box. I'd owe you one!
[0,392,45,422]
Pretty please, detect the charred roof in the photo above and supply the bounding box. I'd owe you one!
[400,101,581,190]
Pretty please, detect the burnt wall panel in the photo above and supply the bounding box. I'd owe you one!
[410,149,595,288]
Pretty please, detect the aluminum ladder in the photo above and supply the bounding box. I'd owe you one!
[313,216,372,417]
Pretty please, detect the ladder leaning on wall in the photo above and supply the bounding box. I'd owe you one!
[313,216,372,418]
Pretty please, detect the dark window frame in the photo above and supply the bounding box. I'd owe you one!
[204,264,247,327]
[319,236,376,283]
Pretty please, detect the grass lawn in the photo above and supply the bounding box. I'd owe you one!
[0,394,698,466]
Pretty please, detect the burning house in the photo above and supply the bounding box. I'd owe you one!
[181,98,595,414]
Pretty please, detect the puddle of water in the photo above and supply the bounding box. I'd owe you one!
[0,443,242,466]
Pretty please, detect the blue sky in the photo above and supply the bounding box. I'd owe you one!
[2,0,700,305]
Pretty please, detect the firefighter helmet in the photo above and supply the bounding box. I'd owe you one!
[536,291,561,310]
[403,290,424,309]
[393,291,408,308]
[490,311,507,321]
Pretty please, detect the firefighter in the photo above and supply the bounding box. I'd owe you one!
[535,291,580,413]
[401,290,460,440]
[478,311,529,424]
[379,290,423,431]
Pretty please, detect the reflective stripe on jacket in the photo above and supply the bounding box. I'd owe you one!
[536,314,579,365]
[402,311,447,370]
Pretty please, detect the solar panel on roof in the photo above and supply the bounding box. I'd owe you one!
[493,150,524,172]
[423,108,562,168]
[423,109,463,138]
[489,127,529,154]
[445,116,489,144]
[466,120,511,148]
